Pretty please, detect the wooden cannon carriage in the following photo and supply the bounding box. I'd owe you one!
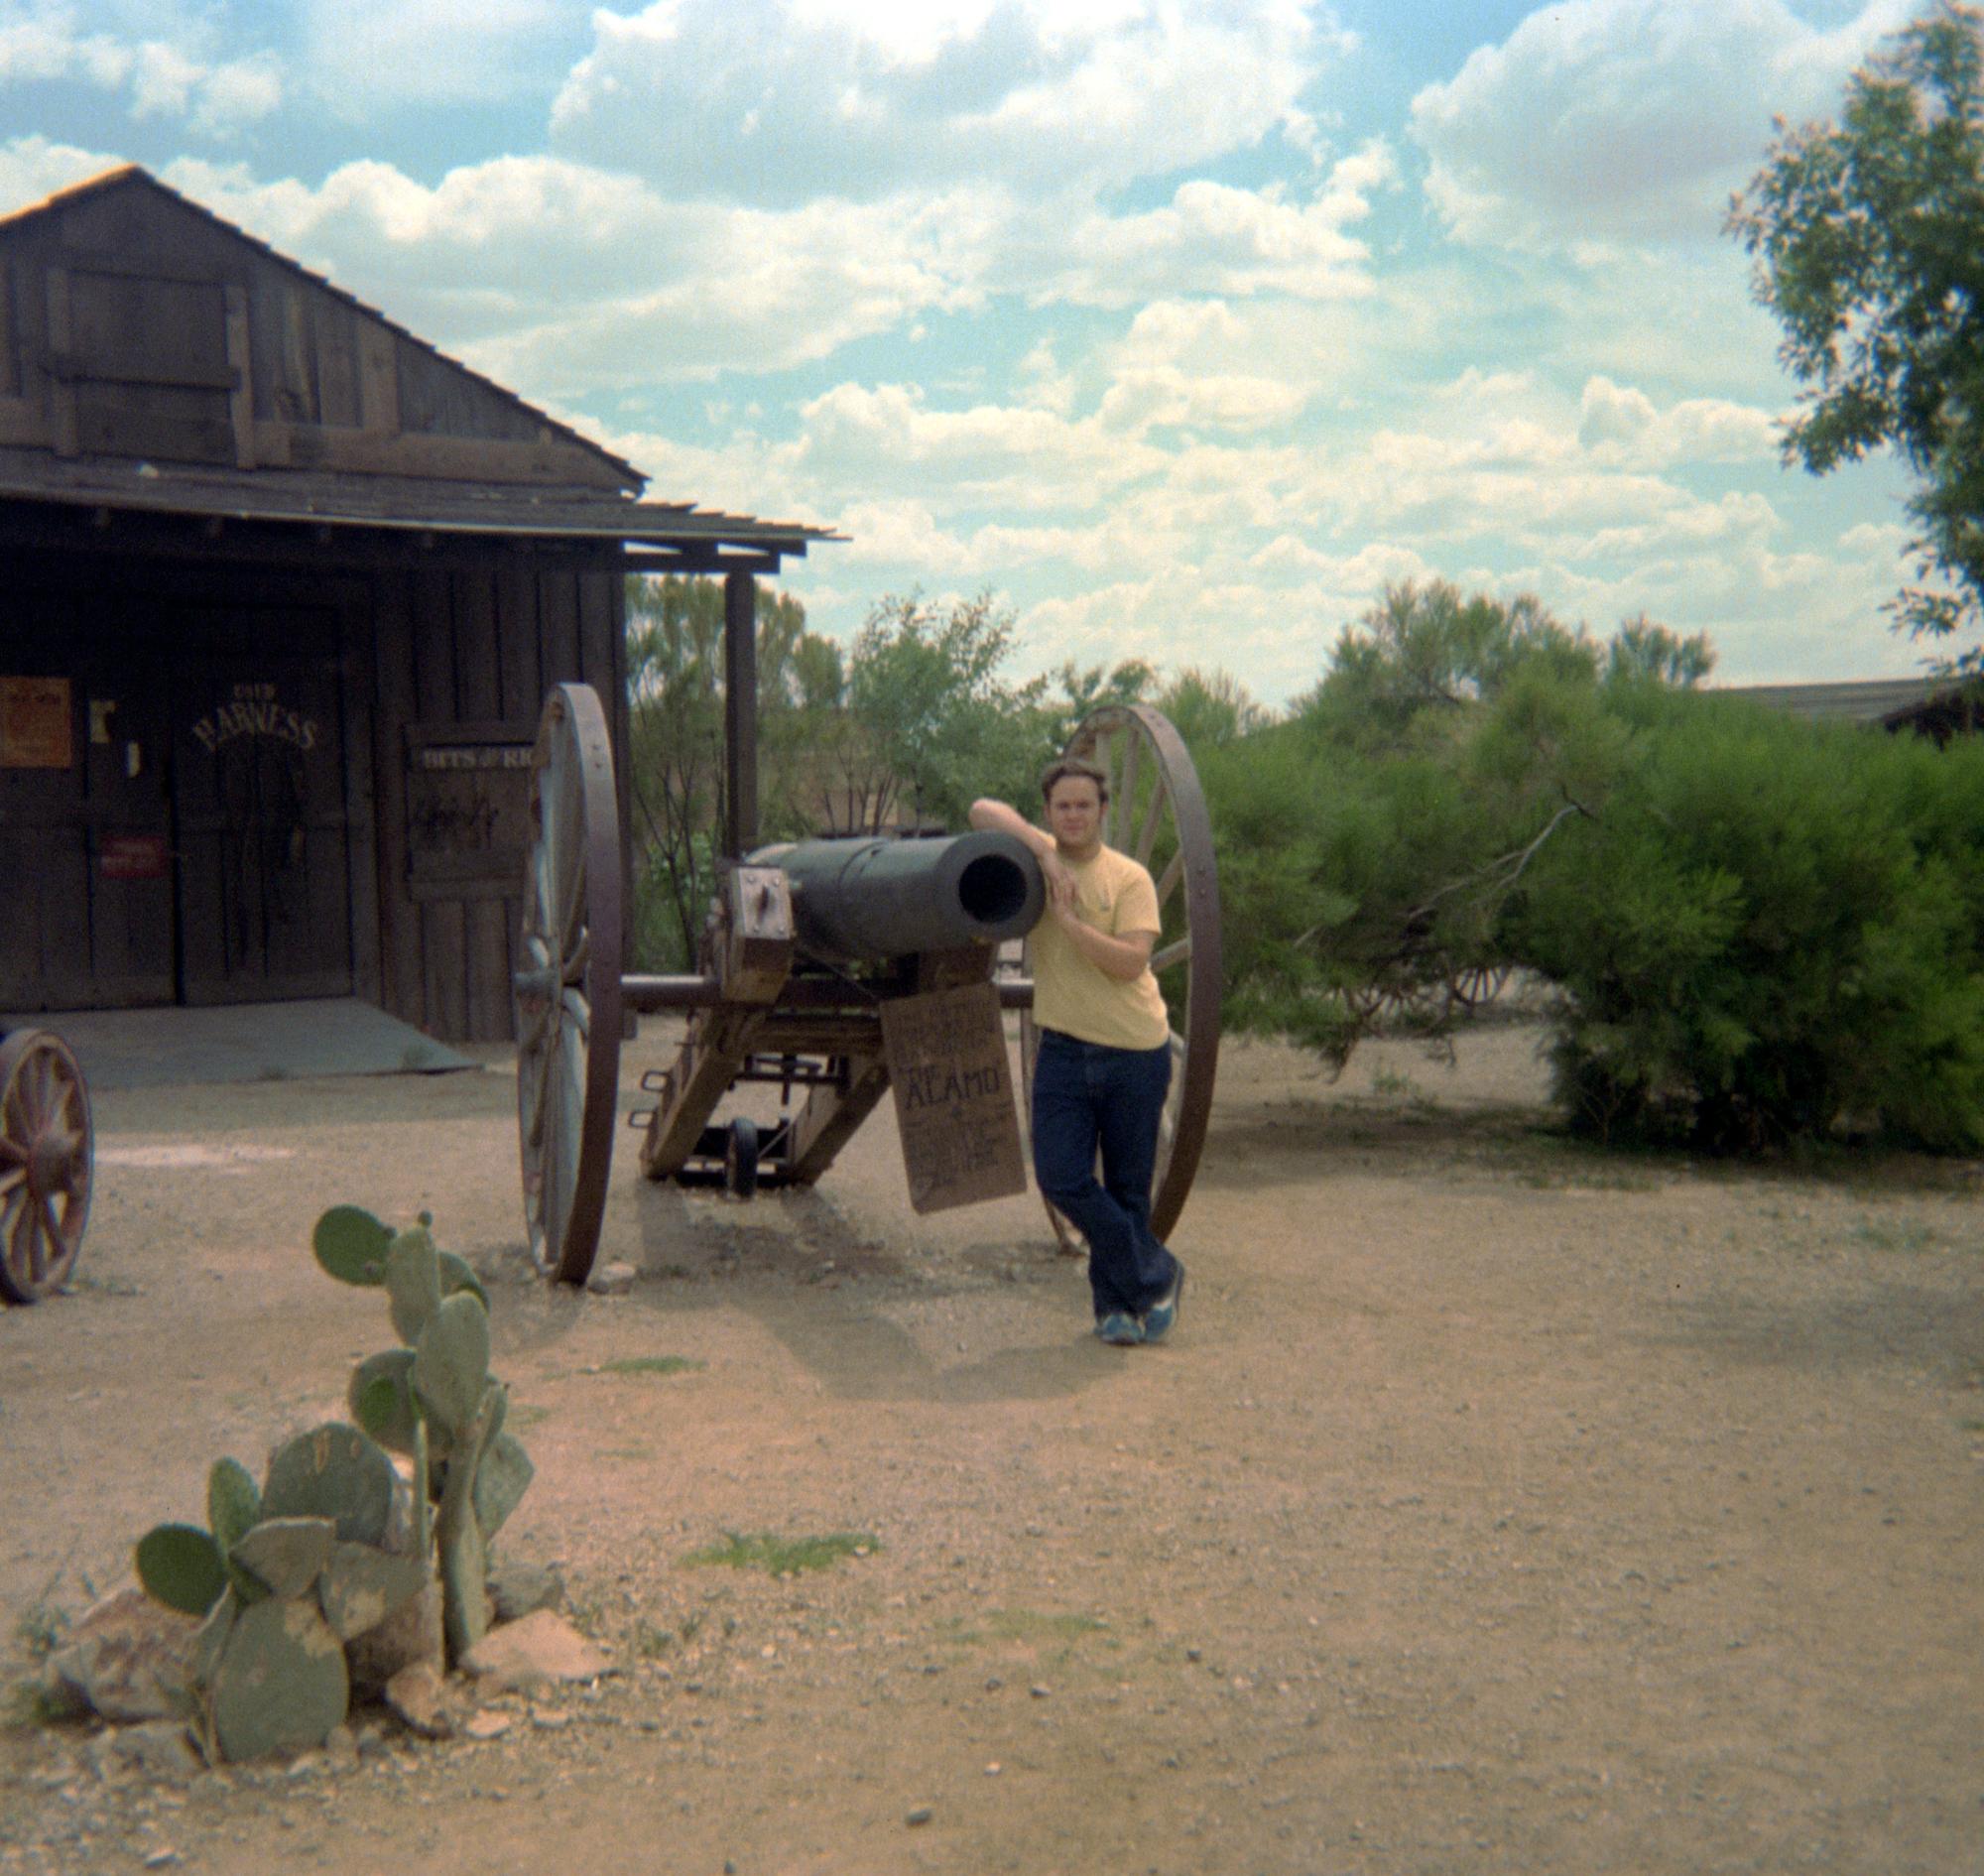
[0,1026,93,1304]
[513,680,1222,1285]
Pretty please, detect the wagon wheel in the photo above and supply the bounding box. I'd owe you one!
[515,683,624,1286]
[1022,703,1221,1253]
[0,1029,93,1305]
[1449,963,1511,1010]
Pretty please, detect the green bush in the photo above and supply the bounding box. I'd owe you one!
[1510,697,1984,1151]
[1205,578,1984,1156]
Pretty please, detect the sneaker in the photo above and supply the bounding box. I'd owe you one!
[1094,1312,1144,1345]
[1141,1265,1184,1343]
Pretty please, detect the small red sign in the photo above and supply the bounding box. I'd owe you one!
[100,833,169,881]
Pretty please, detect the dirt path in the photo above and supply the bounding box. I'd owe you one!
[3,1021,1981,1875]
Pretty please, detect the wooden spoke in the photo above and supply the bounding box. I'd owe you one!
[1021,702,1221,1250]
[1133,773,1170,868]
[1114,731,1140,848]
[515,684,624,1286]
[0,1029,92,1305]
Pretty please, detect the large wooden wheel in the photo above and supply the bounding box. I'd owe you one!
[515,684,624,1285]
[1023,703,1221,1251]
[0,1028,92,1305]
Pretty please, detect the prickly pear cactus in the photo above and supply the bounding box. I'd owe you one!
[207,1596,349,1762]
[312,1203,533,1667]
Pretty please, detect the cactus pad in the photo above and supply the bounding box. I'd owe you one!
[412,1292,491,1441]
[472,1430,535,1541]
[136,1523,227,1617]
[311,1204,393,1287]
[437,1248,489,1312]
[385,1226,443,1343]
[318,1542,432,1642]
[207,1595,348,1762]
[262,1423,396,1547]
[347,1348,421,1453]
[229,1516,334,1599]
[206,1457,262,1553]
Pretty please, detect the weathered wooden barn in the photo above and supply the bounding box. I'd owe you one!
[0,166,831,1041]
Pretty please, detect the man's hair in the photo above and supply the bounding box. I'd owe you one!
[1040,757,1109,806]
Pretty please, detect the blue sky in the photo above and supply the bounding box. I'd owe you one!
[0,0,1940,703]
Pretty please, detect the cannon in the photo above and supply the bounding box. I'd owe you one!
[757,831,1045,963]
[513,674,1220,1285]
[0,1025,93,1304]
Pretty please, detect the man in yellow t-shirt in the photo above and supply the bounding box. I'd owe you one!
[969,760,1184,1347]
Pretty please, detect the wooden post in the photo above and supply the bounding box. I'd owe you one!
[723,569,758,857]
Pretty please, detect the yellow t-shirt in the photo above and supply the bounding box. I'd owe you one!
[1029,843,1171,1051]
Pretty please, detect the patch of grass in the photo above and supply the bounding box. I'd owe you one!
[628,1618,675,1659]
[1851,1218,1940,1254]
[682,1531,879,1575]
[13,1581,67,1661]
[3,1679,75,1730]
[506,1403,554,1432]
[587,1355,705,1379]
[937,1607,1107,1648]
[1370,1068,1438,1115]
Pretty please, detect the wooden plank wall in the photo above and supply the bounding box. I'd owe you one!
[370,554,626,1043]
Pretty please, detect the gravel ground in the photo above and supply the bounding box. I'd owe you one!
[2,1017,1981,1875]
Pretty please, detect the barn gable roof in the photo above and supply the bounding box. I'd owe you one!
[0,166,836,571]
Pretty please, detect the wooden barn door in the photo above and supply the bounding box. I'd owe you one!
[170,623,354,1004]
[0,604,175,1011]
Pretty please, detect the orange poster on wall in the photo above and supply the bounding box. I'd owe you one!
[0,677,72,769]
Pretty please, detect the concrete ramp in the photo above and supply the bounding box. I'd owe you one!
[0,998,478,1090]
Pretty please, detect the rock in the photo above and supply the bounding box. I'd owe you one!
[346,1578,443,1697]
[487,1559,564,1624]
[43,1588,199,1724]
[85,1721,203,1784]
[461,1611,611,1691]
[462,1709,513,1740]
[588,1262,636,1297]
[382,1660,453,1739]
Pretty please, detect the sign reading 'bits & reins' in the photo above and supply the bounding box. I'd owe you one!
[880,983,1027,1214]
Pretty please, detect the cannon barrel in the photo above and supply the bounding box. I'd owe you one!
[754,831,1045,962]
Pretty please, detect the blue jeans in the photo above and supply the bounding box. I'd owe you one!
[1032,1029,1179,1320]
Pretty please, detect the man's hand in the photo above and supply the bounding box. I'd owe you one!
[1042,851,1077,911]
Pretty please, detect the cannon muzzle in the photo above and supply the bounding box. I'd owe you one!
[754,831,1045,962]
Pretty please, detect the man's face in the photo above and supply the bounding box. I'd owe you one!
[1047,776,1104,853]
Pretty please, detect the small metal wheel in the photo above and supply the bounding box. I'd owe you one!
[724,1116,761,1199]
[516,684,625,1286]
[0,1028,93,1305]
[1022,703,1221,1253]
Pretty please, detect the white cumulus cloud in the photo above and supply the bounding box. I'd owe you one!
[552,0,1337,204]
[1410,0,1916,251]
